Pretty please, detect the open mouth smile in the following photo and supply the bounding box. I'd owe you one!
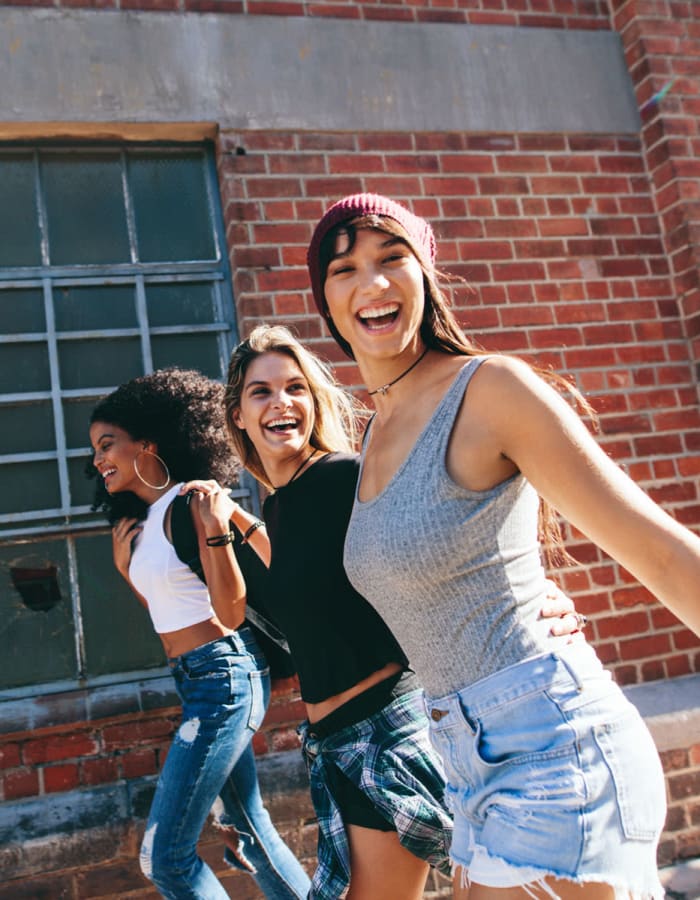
[357,302,399,331]
[265,417,299,433]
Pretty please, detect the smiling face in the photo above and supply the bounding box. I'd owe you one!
[232,351,316,480]
[89,421,145,496]
[323,227,426,363]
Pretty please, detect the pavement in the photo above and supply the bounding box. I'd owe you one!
[660,859,700,899]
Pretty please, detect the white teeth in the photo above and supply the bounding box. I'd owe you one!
[266,417,296,429]
[359,303,399,320]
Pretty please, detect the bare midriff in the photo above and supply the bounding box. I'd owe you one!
[159,617,233,660]
[305,660,404,724]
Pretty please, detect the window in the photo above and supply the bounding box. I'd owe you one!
[0,144,244,695]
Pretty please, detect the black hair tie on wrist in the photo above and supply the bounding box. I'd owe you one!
[241,520,264,544]
[205,531,235,547]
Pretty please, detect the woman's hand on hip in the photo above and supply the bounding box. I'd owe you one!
[540,579,588,641]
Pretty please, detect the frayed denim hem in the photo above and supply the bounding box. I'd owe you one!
[451,846,666,900]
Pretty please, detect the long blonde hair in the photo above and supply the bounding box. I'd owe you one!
[225,324,365,490]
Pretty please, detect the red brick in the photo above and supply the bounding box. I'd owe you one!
[596,610,651,639]
[491,261,546,281]
[619,633,672,659]
[3,767,40,800]
[24,734,99,765]
[102,719,175,752]
[0,743,21,770]
[44,763,80,793]
[478,176,530,195]
[668,771,700,802]
[80,756,120,786]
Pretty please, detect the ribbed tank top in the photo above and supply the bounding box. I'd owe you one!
[343,357,568,700]
[129,483,216,634]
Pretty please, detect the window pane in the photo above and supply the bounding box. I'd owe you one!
[0,342,50,393]
[0,461,60,515]
[58,338,143,391]
[130,153,216,262]
[0,153,42,268]
[0,402,54,455]
[54,284,137,332]
[75,532,164,677]
[64,397,101,450]
[0,541,76,689]
[146,282,218,327]
[42,152,131,265]
[152,333,222,378]
[0,288,45,334]
[68,456,97,509]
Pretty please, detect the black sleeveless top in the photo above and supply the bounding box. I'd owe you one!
[263,452,408,703]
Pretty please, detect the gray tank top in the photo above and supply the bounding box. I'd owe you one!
[344,357,568,700]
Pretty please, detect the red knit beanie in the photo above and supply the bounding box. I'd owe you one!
[307,193,436,321]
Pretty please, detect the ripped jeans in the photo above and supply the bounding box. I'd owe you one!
[140,628,310,899]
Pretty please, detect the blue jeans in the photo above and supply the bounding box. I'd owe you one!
[139,628,310,899]
[426,642,666,897]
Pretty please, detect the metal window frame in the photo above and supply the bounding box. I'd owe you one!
[0,141,252,696]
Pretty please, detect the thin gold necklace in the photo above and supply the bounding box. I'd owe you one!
[367,348,429,397]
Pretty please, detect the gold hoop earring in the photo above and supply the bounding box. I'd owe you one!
[133,450,171,491]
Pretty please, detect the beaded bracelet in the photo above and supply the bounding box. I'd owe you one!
[241,519,264,544]
[205,531,235,547]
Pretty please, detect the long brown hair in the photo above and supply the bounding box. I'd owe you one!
[315,214,597,566]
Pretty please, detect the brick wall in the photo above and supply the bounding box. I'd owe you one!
[610,0,700,369]
[219,126,700,686]
[0,0,612,29]
[660,740,700,865]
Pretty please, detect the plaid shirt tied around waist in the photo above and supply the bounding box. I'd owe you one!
[299,688,453,899]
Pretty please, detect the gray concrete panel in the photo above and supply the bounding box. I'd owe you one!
[624,671,700,752]
[0,10,640,134]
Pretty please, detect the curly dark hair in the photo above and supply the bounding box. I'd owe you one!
[87,367,240,524]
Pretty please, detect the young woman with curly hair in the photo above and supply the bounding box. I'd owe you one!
[88,367,310,900]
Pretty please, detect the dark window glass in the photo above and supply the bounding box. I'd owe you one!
[0,153,42,268]
[68,456,97,509]
[0,461,60,515]
[152,333,221,377]
[0,343,50,393]
[0,288,45,334]
[0,541,76,689]
[63,398,102,450]
[0,402,54,455]
[43,152,131,265]
[58,338,143,391]
[146,282,217,327]
[76,533,164,677]
[54,284,138,332]
[131,153,216,262]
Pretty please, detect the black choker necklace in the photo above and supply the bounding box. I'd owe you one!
[367,348,429,397]
[278,449,317,489]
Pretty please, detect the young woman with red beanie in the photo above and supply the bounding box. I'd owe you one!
[306,192,700,899]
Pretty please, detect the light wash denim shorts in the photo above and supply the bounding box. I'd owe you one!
[425,642,666,897]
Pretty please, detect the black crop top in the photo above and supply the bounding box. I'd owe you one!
[263,452,408,703]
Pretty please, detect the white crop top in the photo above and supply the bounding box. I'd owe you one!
[128,483,216,634]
